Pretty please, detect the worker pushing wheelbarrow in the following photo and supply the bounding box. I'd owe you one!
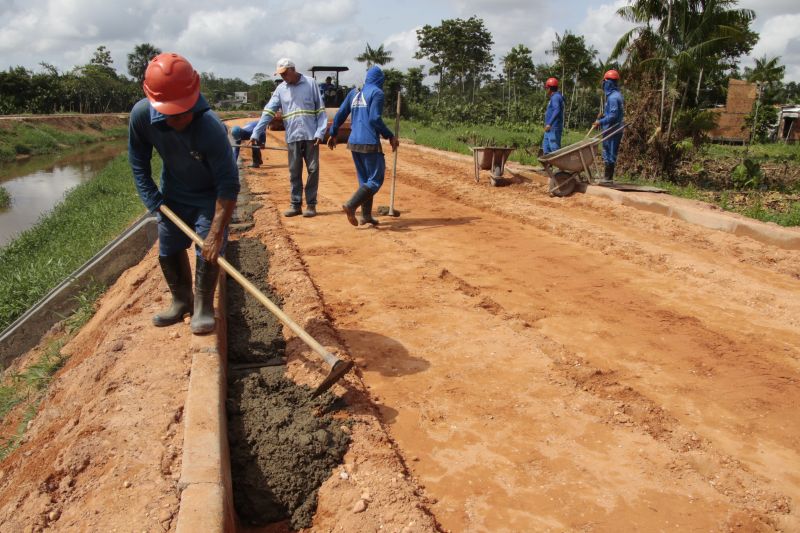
[538,123,626,197]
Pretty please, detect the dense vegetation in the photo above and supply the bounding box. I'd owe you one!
[0,155,150,331]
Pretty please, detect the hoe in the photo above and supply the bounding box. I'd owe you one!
[159,205,353,397]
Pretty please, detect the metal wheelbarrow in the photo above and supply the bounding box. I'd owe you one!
[538,124,626,197]
[470,147,515,186]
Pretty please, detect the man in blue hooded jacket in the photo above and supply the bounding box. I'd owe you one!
[328,66,398,226]
[593,69,625,183]
[543,77,564,154]
[128,53,239,335]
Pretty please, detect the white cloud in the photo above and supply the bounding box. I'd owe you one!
[0,0,797,84]
[577,0,636,60]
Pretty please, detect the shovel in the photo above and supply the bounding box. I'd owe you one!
[159,205,353,397]
[377,91,401,217]
[231,144,289,152]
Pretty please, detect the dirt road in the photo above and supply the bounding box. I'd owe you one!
[243,127,800,532]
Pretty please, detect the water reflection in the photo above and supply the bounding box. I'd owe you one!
[0,141,126,247]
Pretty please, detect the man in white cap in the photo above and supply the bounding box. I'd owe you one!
[250,58,327,217]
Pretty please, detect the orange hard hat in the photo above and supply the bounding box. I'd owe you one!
[143,53,201,115]
[545,77,559,88]
[603,69,620,81]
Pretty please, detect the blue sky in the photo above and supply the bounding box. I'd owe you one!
[0,0,797,85]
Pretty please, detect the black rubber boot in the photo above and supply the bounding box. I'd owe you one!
[153,252,193,327]
[358,194,379,226]
[601,162,615,184]
[252,148,263,167]
[191,258,220,335]
[342,185,372,227]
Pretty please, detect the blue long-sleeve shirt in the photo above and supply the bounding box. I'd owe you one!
[599,80,624,131]
[251,74,327,143]
[128,95,240,213]
[330,66,394,147]
[545,91,564,131]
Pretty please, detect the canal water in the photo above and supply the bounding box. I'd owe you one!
[0,141,126,248]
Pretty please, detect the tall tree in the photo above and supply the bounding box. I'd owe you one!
[415,17,494,103]
[502,44,535,104]
[128,43,162,84]
[355,43,393,69]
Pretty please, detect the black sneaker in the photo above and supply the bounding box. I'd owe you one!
[303,206,317,218]
[283,206,302,217]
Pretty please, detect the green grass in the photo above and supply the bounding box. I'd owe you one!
[403,120,586,166]
[0,123,128,163]
[0,283,104,460]
[0,186,9,209]
[703,142,800,160]
[0,154,152,330]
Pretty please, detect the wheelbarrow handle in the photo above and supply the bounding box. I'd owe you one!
[158,205,351,393]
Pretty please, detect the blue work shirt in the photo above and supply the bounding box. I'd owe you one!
[545,91,565,132]
[128,95,240,213]
[251,74,328,143]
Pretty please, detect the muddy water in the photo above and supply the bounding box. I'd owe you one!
[225,196,349,530]
[0,141,125,247]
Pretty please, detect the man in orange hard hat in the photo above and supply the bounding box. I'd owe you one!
[543,77,564,154]
[593,69,624,184]
[128,52,239,335]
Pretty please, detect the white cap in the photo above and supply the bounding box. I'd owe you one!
[274,58,295,75]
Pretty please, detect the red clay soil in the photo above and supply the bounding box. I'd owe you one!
[238,122,800,532]
[1,116,799,532]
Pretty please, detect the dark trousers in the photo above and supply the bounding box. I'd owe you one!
[287,140,319,207]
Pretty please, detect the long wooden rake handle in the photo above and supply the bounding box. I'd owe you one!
[159,205,352,396]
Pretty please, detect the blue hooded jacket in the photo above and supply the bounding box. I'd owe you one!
[330,66,394,146]
[599,79,624,132]
[128,95,239,213]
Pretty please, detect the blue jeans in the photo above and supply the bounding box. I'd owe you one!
[287,140,319,207]
[542,129,562,154]
[602,130,624,164]
[352,151,386,193]
[157,200,228,258]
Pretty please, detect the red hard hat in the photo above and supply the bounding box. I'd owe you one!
[143,53,201,115]
[545,77,559,88]
[604,69,620,81]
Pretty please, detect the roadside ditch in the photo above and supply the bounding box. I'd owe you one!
[225,186,350,530]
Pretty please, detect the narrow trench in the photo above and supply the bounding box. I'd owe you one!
[225,185,350,530]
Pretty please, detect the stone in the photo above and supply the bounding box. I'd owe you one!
[352,499,367,513]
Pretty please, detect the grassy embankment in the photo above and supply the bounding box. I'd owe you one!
[402,120,800,227]
[0,121,128,163]
[0,151,153,457]
[0,154,152,332]
[0,283,103,460]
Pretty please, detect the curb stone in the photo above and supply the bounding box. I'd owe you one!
[176,272,235,533]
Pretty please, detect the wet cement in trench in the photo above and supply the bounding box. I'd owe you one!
[226,229,350,529]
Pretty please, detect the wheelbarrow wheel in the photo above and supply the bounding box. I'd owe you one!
[549,171,577,197]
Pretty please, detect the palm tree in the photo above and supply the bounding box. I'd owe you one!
[612,0,755,134]
[127,43,162,84]
[745,55,785,85]
[355,43,394,69]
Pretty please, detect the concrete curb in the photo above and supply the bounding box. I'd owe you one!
[0,214,158,368]
[175,272,235,533]
[399,142,800,251]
